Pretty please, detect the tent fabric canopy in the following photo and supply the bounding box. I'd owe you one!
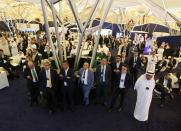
[0,0,180,32]
[133,23,178,34]
[92,20,126,37]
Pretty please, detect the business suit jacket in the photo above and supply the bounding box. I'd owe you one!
[78,68,94,88]
[106,56,115,65]
[33,54,41,66]
[24,66,41,87]
[42,51,53,59]
[112,62,122,71]
[168,59,176,68]
[39,69,58,91]
[0,55,10,66]
[114,72,132,89]
[120,57,129,65]
[95,64,111,86]
[129,56,141,70]
[121,46,129,56]
[158,77,172,89]
[66,46,72,56]
[60,68,74,88]
[157,60,167,68]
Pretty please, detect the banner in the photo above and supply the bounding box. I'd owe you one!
[16,23,40,31]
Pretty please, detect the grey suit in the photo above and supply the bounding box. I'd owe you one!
[78,68,94,105]
[78,68,94,88]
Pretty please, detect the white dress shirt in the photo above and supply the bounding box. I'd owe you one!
[119,73,126,88]
[163,78,168,87]
[64,68,69,86]
[116,62,120,69]
[101,65,106,82]
[81,69,88,85]
[45,69,51,88]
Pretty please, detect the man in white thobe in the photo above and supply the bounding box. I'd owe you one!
[147,51,157,73]
[134,71,155,122]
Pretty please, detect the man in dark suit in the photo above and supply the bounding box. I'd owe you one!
[137,41,145,54]
[104,36,109,47]
[39,59,58,114]
[106,51,114,65]
[42,46,53,59]
[108,64,132,112]
[0,49,15,75]
[129,51,141,84]
[59,61,75,112]
[140,54,148,72]
[24,61,41,106]
[66,43,72,56]
[77,62,94,106]
[111,55,122,92]
[32,48,41,66]
[121,43,129,57]
[155,73,174,108]
[120,52,128,64]
[156,56,167,73]
[168,56,176,70]
[95,58,111,106]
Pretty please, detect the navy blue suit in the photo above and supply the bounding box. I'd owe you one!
[60,68,74,109]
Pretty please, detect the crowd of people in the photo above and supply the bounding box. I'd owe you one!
[0,30,181,124]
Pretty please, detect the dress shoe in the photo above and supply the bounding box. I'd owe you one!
[145,120,149,125]
[85,104,89,107]
[103,102,107,107]
[179,91,181,96]
[170,94,174,100]
[160,104,164,108]
[117,107,122,112]
[49,110,54,115]
[71,108,75,112]
[107,108,113,113]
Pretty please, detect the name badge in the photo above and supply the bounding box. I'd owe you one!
[64,82,67,86]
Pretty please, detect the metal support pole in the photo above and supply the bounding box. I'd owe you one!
[67,0,84,33]
[50,1,63,65]
[41,0,60,70]
[90,0,114,68]
[72,0,100,70]
[45,0,62,25]
[59,1,67,60]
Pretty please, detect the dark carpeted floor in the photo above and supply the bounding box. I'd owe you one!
[0,72,181,131]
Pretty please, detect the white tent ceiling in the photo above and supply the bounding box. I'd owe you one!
[0,0,180,30]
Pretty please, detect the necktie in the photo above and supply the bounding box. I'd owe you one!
[47,70,52,88]
[32,69,38,82]
[134,57,137,63]
[101,66,104,74]
[82,70,86,84]
[83,70,86,79]
[101,66,104,82]
[65,70,67,76]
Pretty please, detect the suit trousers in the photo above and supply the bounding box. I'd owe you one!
[30,82,39,103]
[96,82,108,103]
[131,68,138,85]
[110,88,126,108]
[82,84,91,105]
[155,85,170,104]
[44,88,56,110]
[61,86,74,109]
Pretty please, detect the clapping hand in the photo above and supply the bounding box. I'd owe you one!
[66,76,71,79]
[60,74,63,78]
